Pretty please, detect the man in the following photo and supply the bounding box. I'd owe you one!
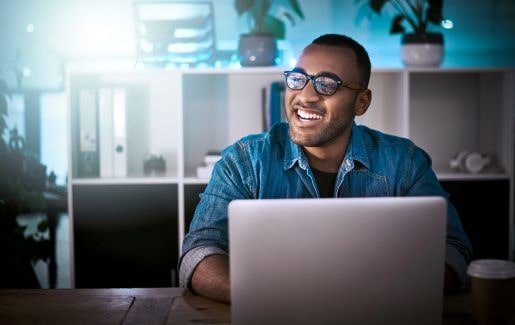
[179,34,473,304]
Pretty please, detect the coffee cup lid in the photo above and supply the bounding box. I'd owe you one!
[467,259,515,279]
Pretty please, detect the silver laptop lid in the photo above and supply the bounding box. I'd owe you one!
[229,197,447,325]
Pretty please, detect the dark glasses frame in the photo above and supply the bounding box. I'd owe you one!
[283,70,367,96]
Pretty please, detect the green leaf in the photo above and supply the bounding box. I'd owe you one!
[33,238,52,262]
[282,12,295,26]
[37,218,48,232]
[427,0,443,24]
[22,192,47,211]
[0,141,6,152]
[390,14,405,34]
[287,0,304,19]
[0,79,10,97]
[235,0,256,16]
[0,95,7,116]
[0,116,7,130]
[263,15,286,39]
[369,0,388,14]
[249,0,272,32]
[14,223,27,236]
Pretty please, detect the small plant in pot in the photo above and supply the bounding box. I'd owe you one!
[363,0,446,67]
[235,0,304,67]
[1,78,51,287]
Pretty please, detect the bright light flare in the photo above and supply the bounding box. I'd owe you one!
[26,24,35,33]
[441,19,454,29]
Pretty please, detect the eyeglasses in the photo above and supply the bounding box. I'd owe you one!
[283,70,366,96]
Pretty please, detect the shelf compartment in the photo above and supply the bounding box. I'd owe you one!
[182,71,283,178]
[356,71,406,137]
[69,71,181,180]
[408,70,512,174]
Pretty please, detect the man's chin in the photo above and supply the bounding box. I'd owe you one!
[290,132,323,147]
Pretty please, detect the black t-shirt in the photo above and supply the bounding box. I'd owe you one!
[311,167,337,198]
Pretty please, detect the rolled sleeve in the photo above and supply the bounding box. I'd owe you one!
[178,246,228,289]
[446,244,470,289]
[404,145,473,290]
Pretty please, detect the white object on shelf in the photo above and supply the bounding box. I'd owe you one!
[196,165,214,179]
[112,88,127,178]
[98,88,114,178]
[204,154,221,165]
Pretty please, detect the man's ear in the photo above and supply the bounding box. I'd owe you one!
[354,89,372,116]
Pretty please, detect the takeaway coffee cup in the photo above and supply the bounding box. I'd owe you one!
[467,259,515,325]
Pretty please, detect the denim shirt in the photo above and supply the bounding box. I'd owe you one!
[179,122,473,289]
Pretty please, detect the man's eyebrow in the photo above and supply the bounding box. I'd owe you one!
[291,68,342,81]
[317,71,342,81]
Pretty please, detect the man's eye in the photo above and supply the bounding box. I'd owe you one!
[318,77,336,87]
[317,78,336,90]
[289,76,306,87]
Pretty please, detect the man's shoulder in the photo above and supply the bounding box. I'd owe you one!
[356,124,414,148]
[355,124,431,164]
[223,123,289,155]
[235,123,289,147]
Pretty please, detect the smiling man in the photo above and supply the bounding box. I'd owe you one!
[179,34,473,304]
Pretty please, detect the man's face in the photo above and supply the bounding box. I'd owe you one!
[285,44,367,148]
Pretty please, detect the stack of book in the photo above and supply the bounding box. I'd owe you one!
[196,150,221,179]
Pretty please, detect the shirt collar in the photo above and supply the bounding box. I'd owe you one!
[283,121,371,171]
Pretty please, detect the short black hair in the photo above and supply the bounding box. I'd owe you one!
[312,34,371,88]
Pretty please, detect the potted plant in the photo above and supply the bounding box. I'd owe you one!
[1,78,50,287]
[235,0,304,66]
[363,0,446,67]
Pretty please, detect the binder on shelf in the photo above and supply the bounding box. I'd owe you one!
[263,81,286,131]
[269,81,285,127]
[261,87,267,131]
[98,88,114,178]
[78,89,99,177]
[112,88,127,177]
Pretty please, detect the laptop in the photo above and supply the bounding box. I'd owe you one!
[228,197,447,325]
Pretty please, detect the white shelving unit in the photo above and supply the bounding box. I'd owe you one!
[67,67,514,287]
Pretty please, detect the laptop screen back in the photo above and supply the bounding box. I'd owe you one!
[229,197,447,325]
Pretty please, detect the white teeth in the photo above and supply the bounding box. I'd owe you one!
[297,109,322,120]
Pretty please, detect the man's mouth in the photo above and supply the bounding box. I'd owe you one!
[296,108,323,121]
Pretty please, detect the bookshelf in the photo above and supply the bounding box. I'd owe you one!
[67,67,514,287]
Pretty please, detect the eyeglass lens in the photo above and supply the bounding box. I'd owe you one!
[285,71,339,96]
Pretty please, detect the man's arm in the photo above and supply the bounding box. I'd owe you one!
[444,264,458,294]
[191,254,231,304]
[403,145,473,291]
[180,141,254,303]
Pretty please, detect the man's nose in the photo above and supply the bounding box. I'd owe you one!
[297,80,320,102]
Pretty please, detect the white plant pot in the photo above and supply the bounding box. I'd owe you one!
[401,33,444,67]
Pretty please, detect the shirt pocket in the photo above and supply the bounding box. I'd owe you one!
[343,169,389,197]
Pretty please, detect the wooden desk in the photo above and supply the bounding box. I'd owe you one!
[0,288,473,324]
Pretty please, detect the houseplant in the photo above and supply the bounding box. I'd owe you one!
[0,78,50,287]
[363,0,446,66]
[235,0,304,66]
